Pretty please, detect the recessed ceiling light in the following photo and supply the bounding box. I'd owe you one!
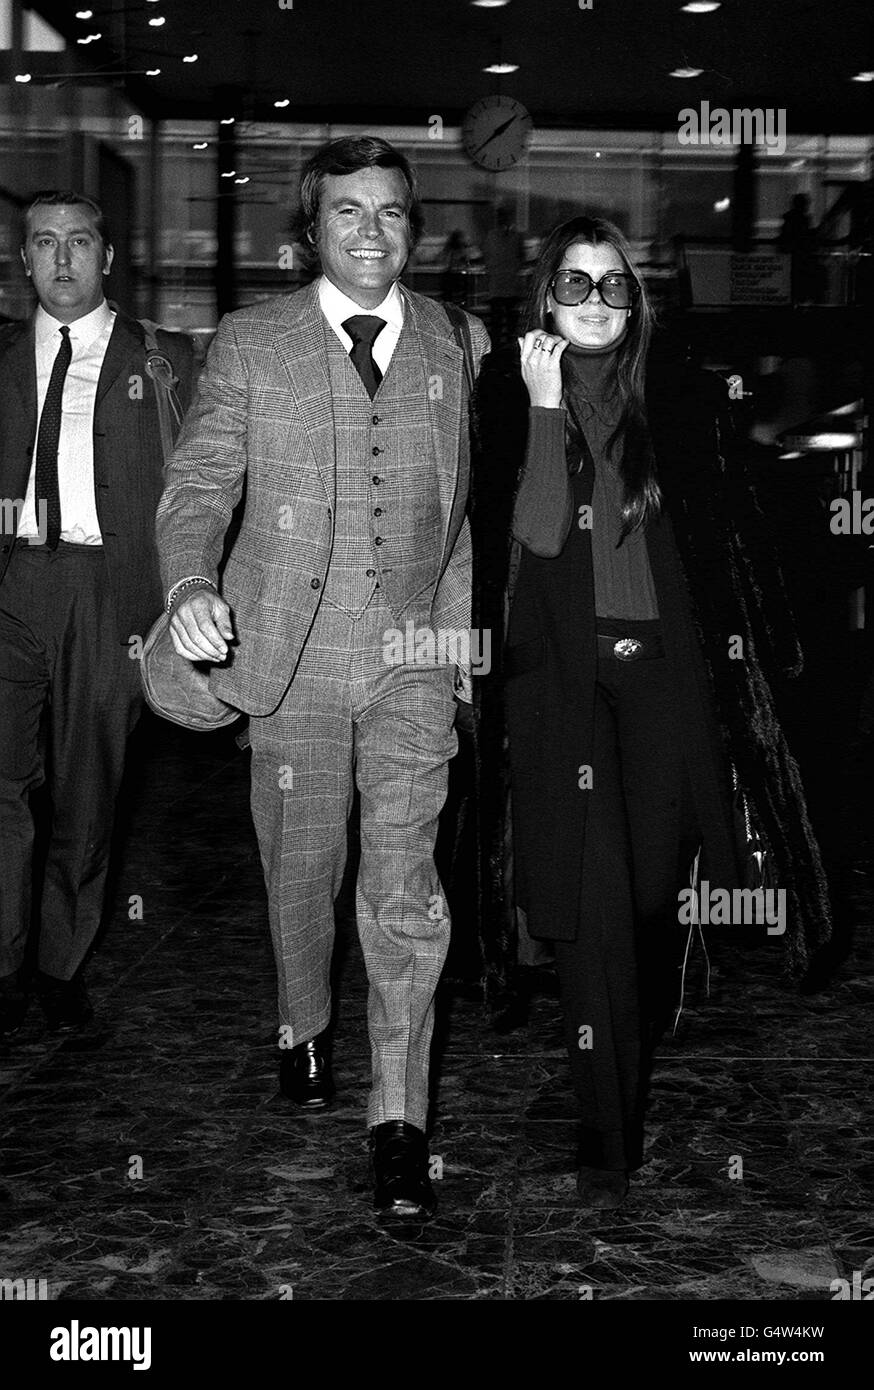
[15,72,32,83]
[75,9,93,17]
[183,54,198,63]
[77,33,101,43]
[148,16,166,27]
[484,63,519,74]
[681,3,721,12]
[594,151,601,158]
[851,71,874,82]
[714,196,730,211]
[146,68,161,76]
[192,142,209,150]
[220,170,237,178]
[471,2,511,7]
[670,66,704,77]
[234,177,250,185]
[274,98,290,108]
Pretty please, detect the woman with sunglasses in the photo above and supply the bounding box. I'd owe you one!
[471,216,832,1208]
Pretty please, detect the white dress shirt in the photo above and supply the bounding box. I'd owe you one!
[19,300,116,545]
[317,275,404,376]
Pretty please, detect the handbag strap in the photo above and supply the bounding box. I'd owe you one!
[139,318,185,465]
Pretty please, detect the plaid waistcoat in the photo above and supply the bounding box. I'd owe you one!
[321,313,443,622]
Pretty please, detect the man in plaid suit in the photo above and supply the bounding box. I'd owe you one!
[156,137,488,1219]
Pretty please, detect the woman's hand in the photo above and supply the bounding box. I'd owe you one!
[518,330,569,409]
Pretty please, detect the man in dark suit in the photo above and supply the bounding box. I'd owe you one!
[157,137,488,1219]
[0,190,196,1038]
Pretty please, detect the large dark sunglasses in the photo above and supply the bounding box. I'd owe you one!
[549,269,638,309]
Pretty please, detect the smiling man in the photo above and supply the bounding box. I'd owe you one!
[0,191,195,1038]
[156,137,489,1219]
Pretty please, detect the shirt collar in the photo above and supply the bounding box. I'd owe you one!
[317,275,404,337]
[35,299,115,352]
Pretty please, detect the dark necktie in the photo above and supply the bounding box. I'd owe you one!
[342,315,386,398]
[35,325,72,549]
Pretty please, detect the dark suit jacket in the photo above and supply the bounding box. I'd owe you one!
[0,307,196,646]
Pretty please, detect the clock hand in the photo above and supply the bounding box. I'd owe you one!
[471,114,519,157]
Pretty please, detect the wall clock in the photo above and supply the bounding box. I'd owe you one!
[462,96,533,171]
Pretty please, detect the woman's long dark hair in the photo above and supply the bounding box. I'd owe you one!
[523,215,660,535]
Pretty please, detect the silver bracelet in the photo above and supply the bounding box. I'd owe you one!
[166,576,215,614]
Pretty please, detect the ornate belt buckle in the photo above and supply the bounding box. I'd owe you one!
[613,637,643,661]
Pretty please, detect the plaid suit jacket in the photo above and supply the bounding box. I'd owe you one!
[156,281,489,715]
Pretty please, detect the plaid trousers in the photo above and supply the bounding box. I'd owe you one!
[248,591,457,1129]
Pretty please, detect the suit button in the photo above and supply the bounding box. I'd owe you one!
[373,508,383,517]
[366,568,376,577]
[310,578,320,589]
[372,415,380,425]
[372,475,381,485]
[372,446,382,456]
[374,536,383,546]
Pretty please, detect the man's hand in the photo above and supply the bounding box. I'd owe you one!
[518,330,569,409]
[169,586,234,662]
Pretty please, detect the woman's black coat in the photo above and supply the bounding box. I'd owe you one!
[470,341,833,1005]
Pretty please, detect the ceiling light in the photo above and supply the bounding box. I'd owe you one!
[146,68,160,76]
[234,177,250,185]
[15,72,32,83]
[220,117,235,125]
[192,142,209,150]
[778,451,803,460]
[220,170,237,178]
[670,67,704,77]
[183,54,198,62]
[681,2,721,11]
[75,9,93,17]
[274,98,290,108]
[77,33,101,43]
[483,63,519,74]
[714,196,730,211]
[594,151,601,158]
[471,2,511,7]
[851,71,874,82]
[148,16,166,27]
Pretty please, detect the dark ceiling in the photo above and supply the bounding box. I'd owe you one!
[29,0,874,133]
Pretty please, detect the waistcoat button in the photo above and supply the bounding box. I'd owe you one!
[310,577,320,589]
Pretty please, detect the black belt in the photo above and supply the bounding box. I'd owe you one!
[596,631,664,662]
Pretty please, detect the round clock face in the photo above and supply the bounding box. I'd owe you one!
[462,96,533,171]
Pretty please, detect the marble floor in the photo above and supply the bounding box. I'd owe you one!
[1,713,872,1303]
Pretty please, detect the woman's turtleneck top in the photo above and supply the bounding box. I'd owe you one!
[511,335,659,621]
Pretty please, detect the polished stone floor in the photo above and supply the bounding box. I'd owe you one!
[1,712,872,1302]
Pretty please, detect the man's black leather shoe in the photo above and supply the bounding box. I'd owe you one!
[0,973,28,1039]
[371,1120,437,1219]
[279,1032,334,1108]
[35,973,94,1034]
